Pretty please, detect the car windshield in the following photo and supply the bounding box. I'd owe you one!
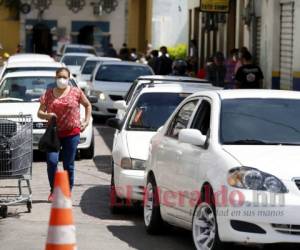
[221,98,300,145]
[65,47,96,55]
[81,60,98,74]
[95,65,152,82]
[62,56,88,66]
[127,93,187,131]
[0,76,75,102]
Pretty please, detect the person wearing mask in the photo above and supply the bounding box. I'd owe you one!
[37,67,92,201]
[235,51,264,89]
[205,51,227,87]
[157,46,173,75]
[224,48,239,89]
[171,59,188,76]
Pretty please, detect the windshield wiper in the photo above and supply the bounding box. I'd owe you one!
[0,97,24,102]
[223,139,275,145]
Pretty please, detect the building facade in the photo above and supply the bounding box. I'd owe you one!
[0,5,20,55]
[19,0,126,55]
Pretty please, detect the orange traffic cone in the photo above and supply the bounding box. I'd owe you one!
[45,170,77,250]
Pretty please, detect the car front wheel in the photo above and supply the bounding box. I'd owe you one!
[192,201,222,250]
[144,176,163,234]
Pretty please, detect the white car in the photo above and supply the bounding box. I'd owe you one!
[0,61,65,80]
[114,75,213,120]
[0,71,95,159]
[59,44,97,56]
[90,61,153,117]
[76,56,121,94]
[107,83,219,213]
[1,54,55,80]
[144,89,300,249]
[60,53,95,77]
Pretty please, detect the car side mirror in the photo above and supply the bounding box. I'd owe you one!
[106,118,122,130]
[178,129,207,147]
[87,95,98,104]
[113,100,127,111]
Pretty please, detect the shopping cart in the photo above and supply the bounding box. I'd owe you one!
[0,114,33,218]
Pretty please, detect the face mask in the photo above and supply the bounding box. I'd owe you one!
[56,78,69,89]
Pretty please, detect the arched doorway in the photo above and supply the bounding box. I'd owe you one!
[32,23,53,55]
[78,25,94,45]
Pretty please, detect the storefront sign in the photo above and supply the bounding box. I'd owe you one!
[200,0,230,13]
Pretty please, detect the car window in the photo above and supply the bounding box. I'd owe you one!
[65,47,96,55]
[62,56,88,66]
[95,65,153,83]
[167,100,198,139]
[0,76,76,102]
[221,98,300,145]
[127,92,187,131]
[81,61,98,74]
[191,100,211,135]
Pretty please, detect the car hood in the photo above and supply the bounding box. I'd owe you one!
[0,102,41,120]
[126,131,156,160]
[223,145,300,180]
[0,102,85,122]
[92,81,132,93]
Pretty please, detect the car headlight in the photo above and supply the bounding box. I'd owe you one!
[90,90,105,101]
[228,167,288,193]
[120,158,146,170]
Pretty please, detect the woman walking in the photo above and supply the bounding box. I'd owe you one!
[38,67,92,201]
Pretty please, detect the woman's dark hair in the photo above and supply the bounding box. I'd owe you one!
[56,67,71,77]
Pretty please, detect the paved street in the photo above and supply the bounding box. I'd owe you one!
[0,120,298,250]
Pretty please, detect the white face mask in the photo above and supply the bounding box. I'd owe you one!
[56,78,69,89]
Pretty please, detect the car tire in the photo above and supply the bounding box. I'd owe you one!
[144,175,163,234]
[110,162,126,214]
[192,187,223,250]
[81,134,94,159]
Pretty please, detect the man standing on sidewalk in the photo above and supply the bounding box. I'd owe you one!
[235,51,264,89]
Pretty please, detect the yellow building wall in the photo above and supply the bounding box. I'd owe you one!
[0,7,20,55]
[127,0,152,52]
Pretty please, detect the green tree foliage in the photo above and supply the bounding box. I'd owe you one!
[168,44,187,60]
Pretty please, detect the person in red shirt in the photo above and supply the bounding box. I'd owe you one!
[38,67,92,201]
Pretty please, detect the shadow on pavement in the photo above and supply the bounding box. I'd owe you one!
[93,155,112,174]
[95,126,115,151]
[79,184,142,221]
[107,225,194,250]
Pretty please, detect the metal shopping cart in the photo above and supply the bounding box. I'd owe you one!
[0,114,33,218]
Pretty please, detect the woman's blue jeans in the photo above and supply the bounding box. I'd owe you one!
[46,134,80,193]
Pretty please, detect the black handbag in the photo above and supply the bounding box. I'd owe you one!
[38,117,60,152]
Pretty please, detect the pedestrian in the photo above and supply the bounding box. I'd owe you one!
[234,46,249,76]
[235,51,264,89]
[205,51,227,87]
[170,59,188,76]
[119,43,130,61]
[224,48,239,89]
[15,44,23,54]
[147,50,159,74]
[37,67,92,201]
[105,43,118,58]
[130,48,138,61]
[157,46,173,75]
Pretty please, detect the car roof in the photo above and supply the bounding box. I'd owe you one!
[100,61,151,67]
[6,61,64,68]
[139,83,219,95]
[137,75,208,83]
[7,53,54,63]
[3,71,56,79]
[62,53,96,57]
[85,56,121,62]
[190,89,300,100]
[65,44,95,49]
